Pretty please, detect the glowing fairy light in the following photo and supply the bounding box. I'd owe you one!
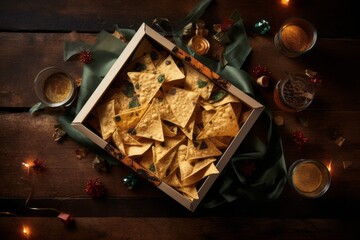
[22,162,31,175]
[22,225,30,238]
[327,160,332,172]
[22,162,30,168]
[281,0,290,6]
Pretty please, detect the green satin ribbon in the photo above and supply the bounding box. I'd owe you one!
[169,0,286,207]
[30,0,287,208]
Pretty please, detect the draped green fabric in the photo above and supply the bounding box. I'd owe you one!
[30,0,287,208]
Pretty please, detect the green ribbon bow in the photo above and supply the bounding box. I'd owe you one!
[31,0,287,208]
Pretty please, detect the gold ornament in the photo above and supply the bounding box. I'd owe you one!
[188,35,210,55]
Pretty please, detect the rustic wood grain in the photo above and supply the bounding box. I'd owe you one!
[1,32,360,110]
[0,112,358,217]
[0,32,96,108]
[0,113,163,198]
[0,217,358,240]
[0,0,358,38]
[0,1,359,239]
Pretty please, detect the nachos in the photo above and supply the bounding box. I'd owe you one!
[91,41,248,201]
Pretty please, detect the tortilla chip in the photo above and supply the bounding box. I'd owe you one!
[130,53,156,72]
[157,55,185,82]
[130,37,154,61]
[153,91,180,125]
[154,147,177,179]
[199,101,215,111]
[179,157,216,180]
[95,99,117,140]
[134,100,164,142]
[162,85,200,128]
[181,162,219,187]
[167,156,180,177]
[124,138,153,157]
[197,103,239,140]
[208,137,229,150]
[215,136,233,145]
[120,132,141,146]
[184,63,214,100]
[201,109,216,126]
[179,111,195,140]
[139,148,155,172]
[128,37,166,67]
[154,135,186,162]
[239,109,252,125]
[211,91,240,107]
[127,71,164,106]
[178,184,199,200]
[112,128,126,154]
[174,144,187,162]
[186,138,222,160]
[163,171,182,188]
[101,88,125,112]
[162,121,177,137]
[231,102,243,120]
[149,48,167,67]
[115,80,138,109]
[114,105,148,132]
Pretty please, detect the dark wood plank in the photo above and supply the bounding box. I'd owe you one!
[246,37,360,111]
[1,1,359,239]
[0,217,358,240]
[1,32,360,110]
[0,0,358,38]
[0,111,358,217]
[0,113,163,198]
[0,32,96,108]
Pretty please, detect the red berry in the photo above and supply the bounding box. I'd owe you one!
[80,50,91,64]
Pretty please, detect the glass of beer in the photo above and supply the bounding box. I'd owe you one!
[274,17,317,57]
[34,67,77,108]
[288,159,331,198]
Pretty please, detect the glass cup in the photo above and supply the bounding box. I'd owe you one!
[34,67,77,108]
[273,74,315,112]
[288,159,331,198]
[274,17,317,57]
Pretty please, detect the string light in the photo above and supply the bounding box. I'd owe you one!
[280,0,290,7]
[21,177,76,226]
[22,225,31,238]
[0,212,30,239]
[22,162,31,175]
[328,160,332,172]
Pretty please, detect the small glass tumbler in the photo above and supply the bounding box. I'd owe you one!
[274,17,317,57]
[34,67,77,108]
[273,74,315,112]
[288,159,331,198]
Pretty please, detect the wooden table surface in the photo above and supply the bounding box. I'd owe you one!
[1,0,359,239]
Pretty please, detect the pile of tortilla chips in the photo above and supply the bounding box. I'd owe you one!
[92,38,247,201]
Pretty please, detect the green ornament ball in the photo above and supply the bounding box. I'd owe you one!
[123,173,138,190]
